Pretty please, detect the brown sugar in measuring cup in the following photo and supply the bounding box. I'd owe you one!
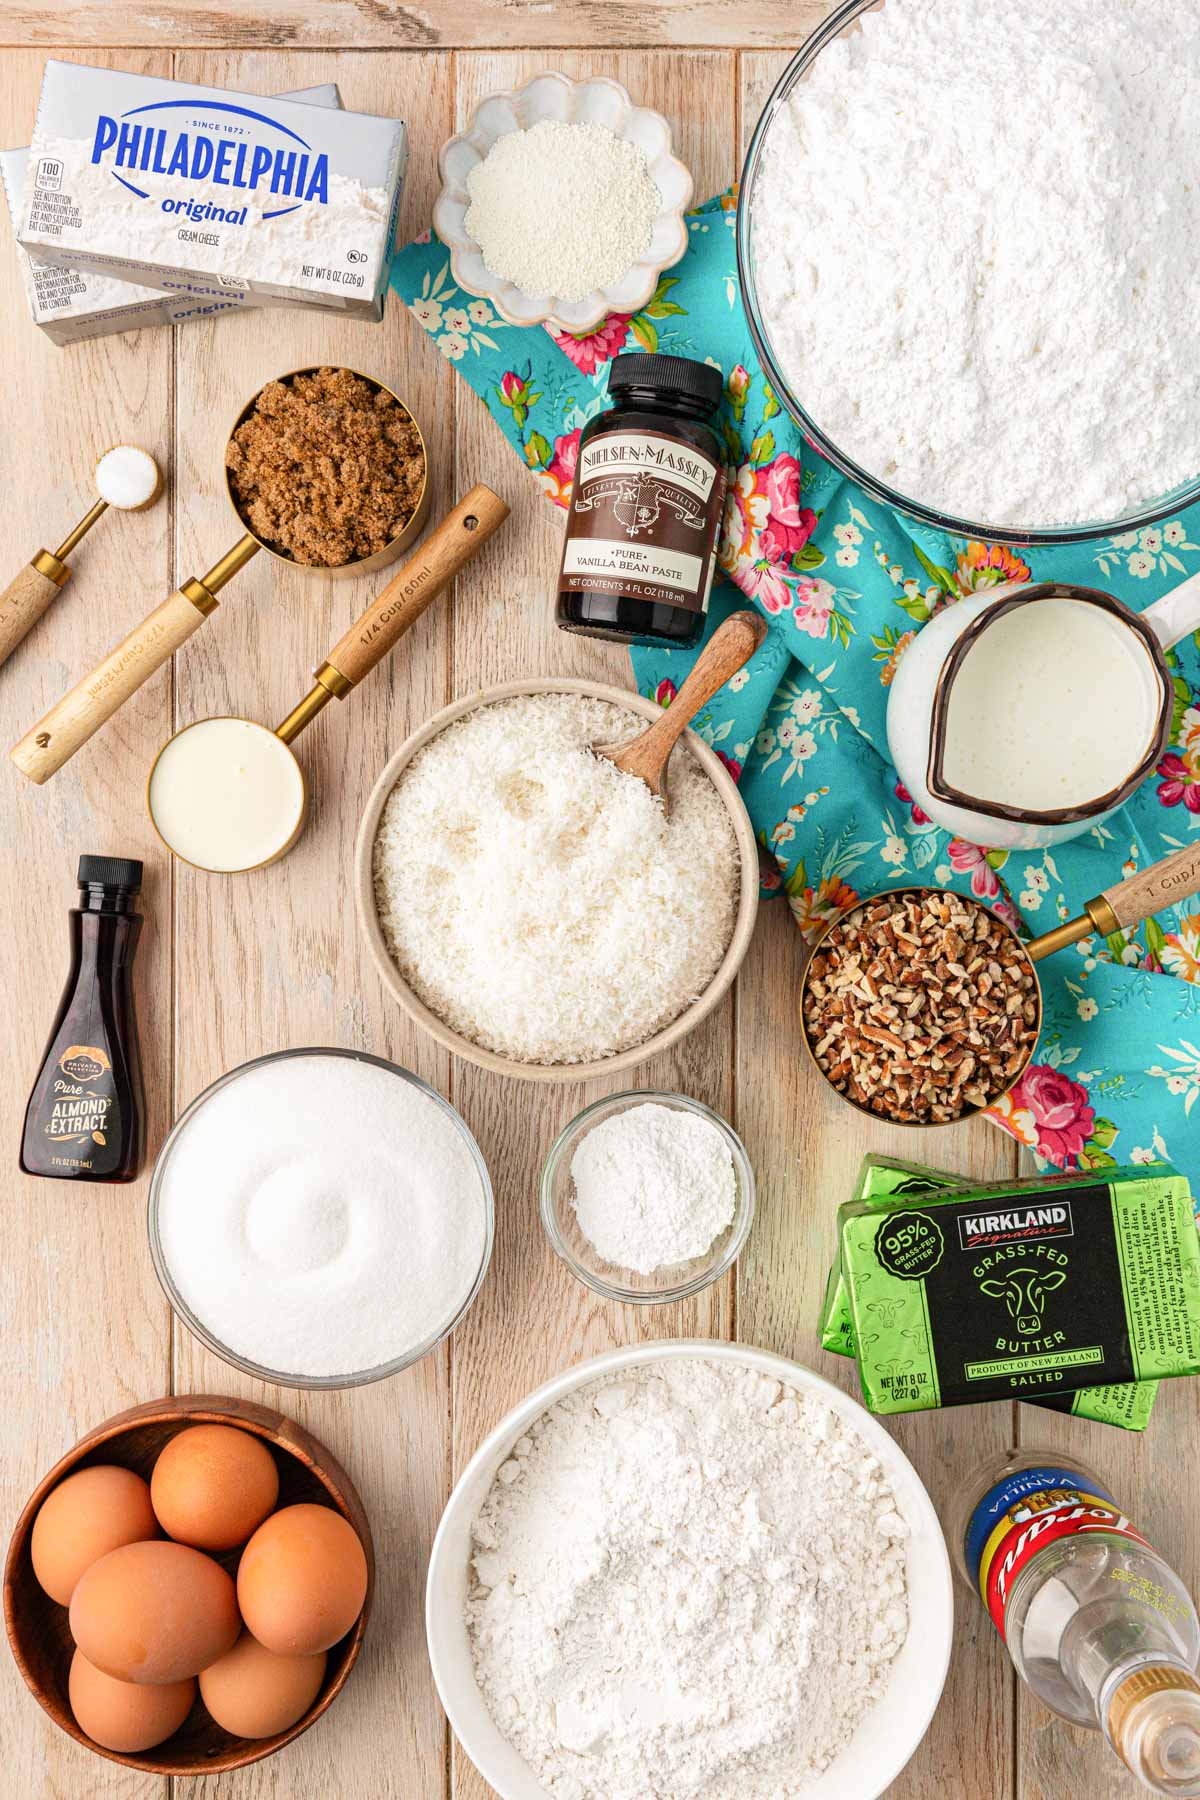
[10,367,429,787]
[801,840,1200,1127]
[224,367,426,569]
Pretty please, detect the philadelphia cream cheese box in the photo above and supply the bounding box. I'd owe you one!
[1,85,344,345]
[19,64,406,317]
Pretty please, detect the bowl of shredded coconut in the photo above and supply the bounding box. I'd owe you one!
[737,0,1200,542]
[426,1341,953,1800]
[355,680,758,1082]
[540,1091,755,1302]
[433,71,693,332]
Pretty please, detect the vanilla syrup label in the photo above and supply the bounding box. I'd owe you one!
[965,1466,1150,1639]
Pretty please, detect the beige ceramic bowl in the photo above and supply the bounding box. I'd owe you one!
[354,678,759,1084]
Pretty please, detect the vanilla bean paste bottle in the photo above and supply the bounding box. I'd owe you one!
[555,352,727,648]
[20,856,146,1184]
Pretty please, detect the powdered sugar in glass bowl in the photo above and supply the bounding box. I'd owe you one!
[434,71,693,332]
[737,0,1200,547]
[540,1090,755,1304]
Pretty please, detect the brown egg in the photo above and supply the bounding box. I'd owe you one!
[151,1424,279,1552]
[31,1464,159,1606]
[68,1649,195,1753]
[70,1540,240,1684]
[199,1631,327,1738]
[237,1504,367,1655]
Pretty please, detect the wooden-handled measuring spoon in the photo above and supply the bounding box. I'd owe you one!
[0,446,162,673]
[144,485,509,873]
[596,609,768,809]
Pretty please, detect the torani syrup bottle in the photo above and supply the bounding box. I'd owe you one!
[953,1450,1200,1794]
[21,856,146,1184]
[554,352,726,649]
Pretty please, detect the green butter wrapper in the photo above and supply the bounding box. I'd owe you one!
[839,1162,1191,1421]
[820,1157,1158,1429]
[818,1156,963,1355]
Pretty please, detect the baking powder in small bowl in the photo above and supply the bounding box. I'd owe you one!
[149,1049,493,1387]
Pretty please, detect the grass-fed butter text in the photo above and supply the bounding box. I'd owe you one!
[821,1157,1166,1430]
[18,64,406,318]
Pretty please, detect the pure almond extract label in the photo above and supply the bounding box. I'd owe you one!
[964,1465,1151,1640]
[841,1169,1200,1414]
[36,1042,118,1167]
[560,431,726,614]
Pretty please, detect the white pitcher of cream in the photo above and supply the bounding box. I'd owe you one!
[887,576,1200,850]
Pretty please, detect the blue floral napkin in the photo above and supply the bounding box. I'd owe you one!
[393,198,1200,1181]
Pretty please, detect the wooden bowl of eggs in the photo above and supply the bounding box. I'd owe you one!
[2,1394,373,1774]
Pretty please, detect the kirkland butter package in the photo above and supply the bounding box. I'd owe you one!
[1,85,343,345]
[821,1156,1159,1430]
[19,64,406,317]
[841,1164,1200,1416]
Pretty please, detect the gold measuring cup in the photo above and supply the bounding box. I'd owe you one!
[10,367,428,785]
[145,485,509,874]
[0,445,162,673]
[800,841,1200,1127]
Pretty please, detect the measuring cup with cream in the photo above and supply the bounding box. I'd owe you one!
[887,575,1200,849]
[147,486,508,873]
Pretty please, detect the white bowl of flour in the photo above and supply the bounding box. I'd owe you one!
[149,1049,493,1387]
[427,1341,953,1800]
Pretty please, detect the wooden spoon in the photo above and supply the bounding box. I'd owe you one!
[596,609,768,810]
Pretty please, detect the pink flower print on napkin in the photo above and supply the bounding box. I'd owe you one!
[989,1064,1096,1168]
[547,313,632,375]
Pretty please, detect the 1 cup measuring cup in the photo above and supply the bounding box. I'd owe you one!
[887,574,1200,850]
[800,839,1200,1128]
[146,486,509,873]
[10,366,430,786]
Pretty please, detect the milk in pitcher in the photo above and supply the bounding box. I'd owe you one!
[938,597,1164,815]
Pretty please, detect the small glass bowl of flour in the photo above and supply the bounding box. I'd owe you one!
[149,1048,493,1388]
[540,1091,755,1303]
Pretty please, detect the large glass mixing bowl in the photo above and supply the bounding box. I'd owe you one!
[736,0,1200,548]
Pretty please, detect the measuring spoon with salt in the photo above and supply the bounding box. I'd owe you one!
[596,609,768,810]
[0,445,162,672]
[146,485,508,874]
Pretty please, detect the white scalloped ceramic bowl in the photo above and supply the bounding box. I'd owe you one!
[434,71,694,332]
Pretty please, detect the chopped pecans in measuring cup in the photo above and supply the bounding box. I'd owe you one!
[802,890,1039,1124]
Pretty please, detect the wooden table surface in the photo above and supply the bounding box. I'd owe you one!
[0,6,1193,1798]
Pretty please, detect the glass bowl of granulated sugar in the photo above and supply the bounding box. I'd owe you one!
[148,1048,493,1389]
[434,70,693,332]
[540,1090,755,1304]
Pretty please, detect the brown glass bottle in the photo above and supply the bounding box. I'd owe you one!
[21,856,146,1184]
[555,352,727,649]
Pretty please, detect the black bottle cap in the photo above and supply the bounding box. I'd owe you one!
[77,855,143,892]
[608,352,723,411]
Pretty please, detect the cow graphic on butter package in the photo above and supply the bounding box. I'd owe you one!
[837,1164,1200,1417]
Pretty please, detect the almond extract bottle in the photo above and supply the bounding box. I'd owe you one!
[555,352,727,648]
[20,856,146,1184]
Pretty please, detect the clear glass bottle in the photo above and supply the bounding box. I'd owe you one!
[952,1450,1200,1795]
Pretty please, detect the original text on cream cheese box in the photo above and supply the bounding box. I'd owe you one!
[1,85,345,345]
[19,64,406,317]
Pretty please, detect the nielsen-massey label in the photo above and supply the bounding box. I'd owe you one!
[560,429,726,614]
[37,1041,119,1168]
[964,1466,1149,1639]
